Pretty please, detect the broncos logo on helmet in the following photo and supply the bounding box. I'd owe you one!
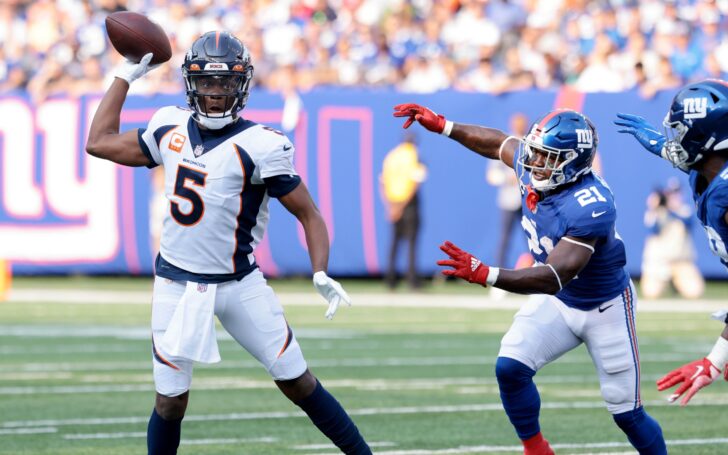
[182,31,254,130]
[517,109,598,191]
[663,79,728,169]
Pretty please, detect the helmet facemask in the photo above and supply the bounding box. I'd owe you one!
[185,74,250,129]
[662,118,697,169]
[518,139,580,191]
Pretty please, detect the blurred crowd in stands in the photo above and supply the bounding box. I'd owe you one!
[2,0,728,102]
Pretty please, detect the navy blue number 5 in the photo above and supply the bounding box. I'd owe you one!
[171,165,207,226]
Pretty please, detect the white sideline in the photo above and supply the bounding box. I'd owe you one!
[5,289,727,312]
[4,398,728,429]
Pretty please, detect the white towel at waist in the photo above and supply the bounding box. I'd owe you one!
[160,281,221,364]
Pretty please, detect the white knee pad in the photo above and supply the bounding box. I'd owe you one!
[601,384,629,408]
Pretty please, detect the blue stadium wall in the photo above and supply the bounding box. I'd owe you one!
[1,88,725,279]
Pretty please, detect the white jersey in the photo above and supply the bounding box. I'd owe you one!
[138,106,301,282]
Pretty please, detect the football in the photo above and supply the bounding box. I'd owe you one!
[105,11,172,65]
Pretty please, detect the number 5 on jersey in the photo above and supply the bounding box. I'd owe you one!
[172,165,207,226]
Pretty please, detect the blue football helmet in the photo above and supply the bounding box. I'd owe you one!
[663,79,728,169]
[518,109,598,191]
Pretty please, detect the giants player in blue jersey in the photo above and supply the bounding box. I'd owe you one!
[394,104,666,455]
[616,79,728,405]
[85,32,370,454]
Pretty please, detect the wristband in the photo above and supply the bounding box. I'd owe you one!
[706,336,728,369]
[486,267,499,286]
[441,120,454,137]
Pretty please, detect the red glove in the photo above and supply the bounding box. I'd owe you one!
[393,103,447,133]
[656,357,722,406]
[437,241,490,285]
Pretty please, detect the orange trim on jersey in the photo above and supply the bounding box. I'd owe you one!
[231,145,247,273]
[170,164,207,228]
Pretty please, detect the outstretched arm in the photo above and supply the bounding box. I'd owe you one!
[85,53,157,166]
[614,113,689,173]
[437,236,596,295]
[393,103,519,169]
[278,182,351,319]
[657,324,728,405]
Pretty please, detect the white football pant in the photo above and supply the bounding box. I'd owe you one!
[498,282,641,414]
[151,269,307,397]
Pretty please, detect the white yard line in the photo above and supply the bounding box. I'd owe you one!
[181,437,278,446]
[0,372,682,395]
[4,399,728,429]
[0,427,57,435]
[5,289,726,313]
[62,432,278,445]
[293,441,396,450]
[63,431,146,440]
[0,351,704,376]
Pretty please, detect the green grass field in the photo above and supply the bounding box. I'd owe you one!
[1,277,727,454]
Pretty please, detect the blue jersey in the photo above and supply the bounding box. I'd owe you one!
[518,172,630,310]
[689,162,728,269]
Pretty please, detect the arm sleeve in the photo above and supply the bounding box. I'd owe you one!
[259,139,301,198]
[264,174,302,198]
[259,141,298,179]
[565,203,616,238]
[138,107,177,168]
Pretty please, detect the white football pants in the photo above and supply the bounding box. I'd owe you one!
[498,282,642,414]
[150,269,307,397]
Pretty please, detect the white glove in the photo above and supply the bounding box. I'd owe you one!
[313,271,351,320]
[115,53,159,84]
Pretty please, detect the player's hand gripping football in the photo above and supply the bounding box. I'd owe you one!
[656,357,722,406]
[393,103,447,133]
[115,53,159,85]
[613,113,666,156]
[313,271,352,320]
[437,241,491,286]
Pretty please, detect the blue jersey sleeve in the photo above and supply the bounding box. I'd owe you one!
[562,184,617,239]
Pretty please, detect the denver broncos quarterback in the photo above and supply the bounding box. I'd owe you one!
[616,79,728,406]
[86,31,370,454]
[394,104,666,455]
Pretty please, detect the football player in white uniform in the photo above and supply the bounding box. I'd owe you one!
[86,31,371,454]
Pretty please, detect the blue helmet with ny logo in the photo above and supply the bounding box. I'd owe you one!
[518,109,598,191]
[663,79,728,169]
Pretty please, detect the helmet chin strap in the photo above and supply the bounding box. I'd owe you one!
[531,177,552,190]
[196,115,235,130]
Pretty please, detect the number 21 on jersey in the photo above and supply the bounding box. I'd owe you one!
[574,186,607,206]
